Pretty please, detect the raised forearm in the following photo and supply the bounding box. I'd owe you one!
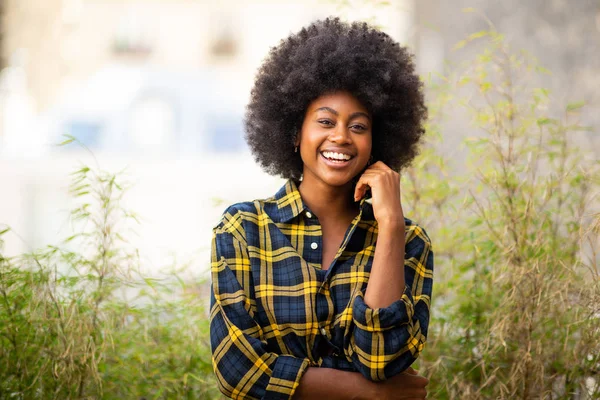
[293,367,376,400]
[363,221,406,309]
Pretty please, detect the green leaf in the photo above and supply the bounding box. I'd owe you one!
[458,76,471,86]
[58,138,75,146]
[64,234,78,243]
[535,65,552,75]
[468,31,488,41]
[479,82,492,93]
[57,134,76,147]
[454,40,468,50]
[566,101,585,112]
[536,118,554,126]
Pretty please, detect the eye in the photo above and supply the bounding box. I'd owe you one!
[318,120,334,126]
[351,124,367,131]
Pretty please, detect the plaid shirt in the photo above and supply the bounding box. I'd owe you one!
[210,179,434,400]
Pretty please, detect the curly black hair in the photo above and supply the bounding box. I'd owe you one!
[244,17,427,179]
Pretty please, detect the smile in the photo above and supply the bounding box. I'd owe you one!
[320,151,354,162]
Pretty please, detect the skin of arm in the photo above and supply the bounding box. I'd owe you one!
[293,367,428,400]
[293,367,376,400]
[365,221,405,308]
[354,161,406,309]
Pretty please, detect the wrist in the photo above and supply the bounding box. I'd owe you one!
[349,375,378,400]
[377,218,406,233]
[349,372,378,400]
[363,380,380,400]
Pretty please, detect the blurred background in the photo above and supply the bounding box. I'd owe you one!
[0,1,599,398]
[0,0,598,275]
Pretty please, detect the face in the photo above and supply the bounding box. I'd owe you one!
[296,90,372,188]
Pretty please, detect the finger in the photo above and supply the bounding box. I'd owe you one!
[354,181,369,201]
[404,367,418,375]
[401,375,428,386]
[354,176,368,201]
[417,376,429,386]
[394,390,427,400]
[354,174,376,201]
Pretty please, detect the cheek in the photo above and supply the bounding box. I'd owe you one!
[358,134,373,157]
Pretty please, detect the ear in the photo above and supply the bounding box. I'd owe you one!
[294,129,301,147]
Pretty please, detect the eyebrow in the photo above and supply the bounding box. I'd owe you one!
[314,107,371,121]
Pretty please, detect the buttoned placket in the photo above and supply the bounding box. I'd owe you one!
[302,208,322,267]
[301,209,334,358]
[304,201,368,360]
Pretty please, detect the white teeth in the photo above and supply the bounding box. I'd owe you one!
[322,151,352,161]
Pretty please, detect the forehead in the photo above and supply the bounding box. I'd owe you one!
[308,91,369,115]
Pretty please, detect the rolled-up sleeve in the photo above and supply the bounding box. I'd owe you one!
[348,223,434,381]
[210,221,309,399]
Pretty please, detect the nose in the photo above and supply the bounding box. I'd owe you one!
[328,124,352,144]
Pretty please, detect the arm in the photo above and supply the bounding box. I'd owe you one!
[294,368,376,400]
[211,223,309,400]
[213,243,429,400]
[293,367,429,400]
[352,163,435,381]
[351,224,433,381]
[364,220,406,308]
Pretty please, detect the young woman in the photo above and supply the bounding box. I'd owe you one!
[210,17,433,400]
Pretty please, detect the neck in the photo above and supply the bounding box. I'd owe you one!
[297,176,359,222]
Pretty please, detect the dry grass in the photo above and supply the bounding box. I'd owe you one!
[407,26,600,399]
[1,19,599,400]
[0,163,221,399]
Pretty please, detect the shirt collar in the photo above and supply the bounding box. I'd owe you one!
[273,179,306,223]
[273,179,372,223]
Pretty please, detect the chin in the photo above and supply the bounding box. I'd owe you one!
[319,172,356,188]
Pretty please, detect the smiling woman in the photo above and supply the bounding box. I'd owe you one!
[297,91,372,191]
[210,17,433,400]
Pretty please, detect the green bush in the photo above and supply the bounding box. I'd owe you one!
[0,162,222,399]
[2,17,599,400]
[406,27,600,399]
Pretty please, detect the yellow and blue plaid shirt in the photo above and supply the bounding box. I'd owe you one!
[210,179,434,400]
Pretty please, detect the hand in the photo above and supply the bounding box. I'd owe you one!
[354,161,405,228]
[293,367,427,400]
[371,369,429,400]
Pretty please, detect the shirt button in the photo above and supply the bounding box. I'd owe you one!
[311,242,318,250]
[306,211,312,218]
[320,327,327,335]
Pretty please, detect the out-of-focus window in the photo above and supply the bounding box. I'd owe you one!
[208,12,239,61]
[205,115,245,153]
[112,6,153,57]
[65,120,103,148]
[128,95,177,154]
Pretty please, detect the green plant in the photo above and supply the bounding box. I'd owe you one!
[0,147,222,399]
[410,21,600,400]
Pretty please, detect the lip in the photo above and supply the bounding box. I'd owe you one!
[320,149,355,157]
[319,152,354,169]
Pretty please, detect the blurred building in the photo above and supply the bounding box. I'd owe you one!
[0,0,597,274]
[0,0,419,273]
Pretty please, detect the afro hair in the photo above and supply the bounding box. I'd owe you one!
[244,17,427,179]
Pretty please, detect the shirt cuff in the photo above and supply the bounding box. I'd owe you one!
[264,355,310,400]
[352,285,415,332]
